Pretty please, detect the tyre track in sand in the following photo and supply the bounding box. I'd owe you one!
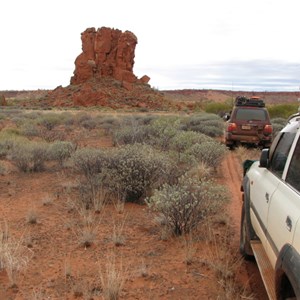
[221,151,268,299]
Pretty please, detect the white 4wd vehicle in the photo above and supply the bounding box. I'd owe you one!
[241,112,300,299]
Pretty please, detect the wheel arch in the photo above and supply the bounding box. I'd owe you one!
[275,244,300,299]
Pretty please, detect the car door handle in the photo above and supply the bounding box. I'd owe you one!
[286,216,292,232]
[265,192,270,203]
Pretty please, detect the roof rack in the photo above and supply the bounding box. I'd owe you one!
[235,96,265,107]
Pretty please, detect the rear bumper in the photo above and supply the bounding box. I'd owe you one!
[225,133,272,145]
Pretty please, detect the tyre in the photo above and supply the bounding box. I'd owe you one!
[240,203,254,259]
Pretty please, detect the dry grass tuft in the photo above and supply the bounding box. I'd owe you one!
[99,254,126,300]
[235,146,261,164]
[112,215,127,247]
[0,221,33,287]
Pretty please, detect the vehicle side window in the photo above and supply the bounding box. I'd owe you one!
[269,132,295,177]
[286,137,300,192]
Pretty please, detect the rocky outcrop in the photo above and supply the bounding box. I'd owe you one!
[44,26,171,110]
[71,27,145,86]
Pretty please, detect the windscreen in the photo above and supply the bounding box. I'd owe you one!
[235,108,266,121]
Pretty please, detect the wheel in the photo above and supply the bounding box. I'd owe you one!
[240,203,254,259]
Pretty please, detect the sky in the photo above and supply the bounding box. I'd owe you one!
[1,0,300,91]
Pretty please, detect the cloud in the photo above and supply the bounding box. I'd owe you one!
[138,60,300,91]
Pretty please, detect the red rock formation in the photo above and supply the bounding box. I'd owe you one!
[44,26,172,110]
[71,27,143,85]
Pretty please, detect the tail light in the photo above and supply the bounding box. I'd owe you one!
[263,124,273,135]
[227,123,237,132]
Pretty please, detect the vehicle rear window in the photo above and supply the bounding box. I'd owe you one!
[235,108,266,121]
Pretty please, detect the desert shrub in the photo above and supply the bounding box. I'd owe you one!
[23,111,42,120]
[107,144,173,202]
[271,117,287,137]
[146,117,180,150]
[268,103,299,119]
[81,118,97,130]
[113,124,151,145]
[185,141,227,169]
[194,124,224,137]
[182,113,224,137]
[169,131,210,160]
[37,113,62,130]
[21,122,39,137]
[204,102,232,115]
[38,128,66,142]
[10,142,50,172]
[0,133,27,158]
[49,141,75,165]
[137,114,157,125]
[74,112,92,124]
[147,174,228,235]
[71,148,110,180]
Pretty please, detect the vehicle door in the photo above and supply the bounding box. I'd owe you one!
[267,132,300,268]
[249,131,296,250]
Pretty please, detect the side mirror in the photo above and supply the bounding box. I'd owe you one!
[259,149,269,168]
[223,113,230,121]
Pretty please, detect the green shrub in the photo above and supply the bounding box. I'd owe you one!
[182,113,224,137]
[170,131,210,160]
[71,148,110,180]
[0,133,27,158]
[204,102,232,115]
[10,142,50,172]
[107,144,173,202]
[268,103,299,119]
[21,122,39,137]
[271,117,287,137]
[37,113,62,130]
[113,125,151,145]
[147,117,180,150]
[147,174,228,235]
[49,141,75,165]
[185,141,227,169]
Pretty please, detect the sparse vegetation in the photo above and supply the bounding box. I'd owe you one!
[0,108,262,298]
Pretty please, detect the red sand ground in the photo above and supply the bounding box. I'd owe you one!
[0,129,267,300]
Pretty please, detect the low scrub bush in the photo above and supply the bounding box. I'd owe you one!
[21,122,39,137]
[204,102,232,115]
[49,141,75,165]
[71,148,110,180]
[182,113,224,137]
[147,174,228,235]
[107,144,173,202]
[184,141,227,169]
[10,141,50,172]
[268,103,299,119]
[37,113,62,130]
[271,117,287,137]
[170,131,210,160]
[113,125,150,145]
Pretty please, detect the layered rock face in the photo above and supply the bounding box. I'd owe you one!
[71,27,146,86]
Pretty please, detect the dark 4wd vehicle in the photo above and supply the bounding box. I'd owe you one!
[225,96,273,149]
